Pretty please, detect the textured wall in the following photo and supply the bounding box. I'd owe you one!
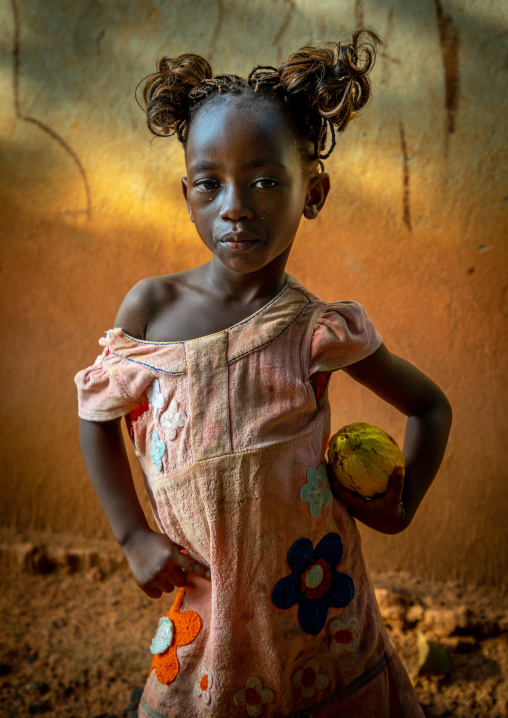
[1,0,507,588]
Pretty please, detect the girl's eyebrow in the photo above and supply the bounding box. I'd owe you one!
[243,159,287,170]
[188,159,287,173]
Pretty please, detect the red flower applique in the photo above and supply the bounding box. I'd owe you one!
[301,559,332,599]
[127,401,149,437]
[329,617,359,654]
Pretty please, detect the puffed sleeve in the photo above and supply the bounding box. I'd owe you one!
[308,300,382,375]
[75,330,154,421]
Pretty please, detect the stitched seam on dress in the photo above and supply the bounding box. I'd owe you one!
[119,283,289,348]
[148,412,327,485]
[139,696,170,718]
[327,334,383,371]
[121,332,186,347]
[228,301,310,363]
[78,407,136,421]
[226,332,235,455]
[303,304,325,381]
[289,281,319,303]
[109,351,187,376]
[304,656,387,715]
[227,282,290,331]
[96,355,133,403]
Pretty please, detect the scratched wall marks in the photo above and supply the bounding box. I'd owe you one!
[209,0,224,58]
[434,0,460,135]
[378,9,401,84]
[399,122,412,231]
[10,0,91,219]
[354,0,365,29]
[274,0,296,59]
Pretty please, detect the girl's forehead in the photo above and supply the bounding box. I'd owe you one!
[185,96,301,167]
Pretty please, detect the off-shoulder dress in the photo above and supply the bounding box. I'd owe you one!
[75,275,423,718]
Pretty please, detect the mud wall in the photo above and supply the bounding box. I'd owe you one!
[1,0,507,588]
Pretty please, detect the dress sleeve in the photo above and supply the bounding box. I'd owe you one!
[308,300,382,375]
[75,333,153,421]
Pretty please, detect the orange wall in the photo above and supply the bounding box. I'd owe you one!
[1,0,507,588]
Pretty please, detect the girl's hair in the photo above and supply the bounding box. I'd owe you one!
[140,29,380,162]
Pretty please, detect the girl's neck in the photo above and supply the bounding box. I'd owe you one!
[205,248,290,305]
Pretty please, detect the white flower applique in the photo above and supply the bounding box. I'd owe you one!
[147,378,165,417]
[150,616,174,655]
[160,399,187,441]
[329,616,359,654]
[194,665,213,704]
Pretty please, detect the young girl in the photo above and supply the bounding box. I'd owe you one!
[76,30,452,718]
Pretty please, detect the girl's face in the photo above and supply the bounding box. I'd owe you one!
[181,96,329,277]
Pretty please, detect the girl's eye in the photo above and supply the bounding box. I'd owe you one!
[195,179,220,192]
[252,178,278,189]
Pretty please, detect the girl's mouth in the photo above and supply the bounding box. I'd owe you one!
[217,232,259,253]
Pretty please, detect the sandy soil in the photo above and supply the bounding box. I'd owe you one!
[0,530,507,718]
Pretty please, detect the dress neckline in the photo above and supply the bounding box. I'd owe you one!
[101,276,315,372]
[121,278,291,346]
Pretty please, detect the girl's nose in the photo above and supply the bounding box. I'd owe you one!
[219,184,254,222]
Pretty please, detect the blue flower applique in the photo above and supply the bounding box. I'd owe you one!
[150,430,167,471]
[271,533,354,635]
[300,464,333,517]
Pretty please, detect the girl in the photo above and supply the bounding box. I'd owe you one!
[76,30,452,718]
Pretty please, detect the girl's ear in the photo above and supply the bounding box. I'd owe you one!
[303,173,330,220]
[181,177,194,222]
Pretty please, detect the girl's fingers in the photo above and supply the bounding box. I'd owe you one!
[174,550,211,581]
[165,565,187,588]
[332,480,367,509]
[145,586,163,599]
[385,467,405,502]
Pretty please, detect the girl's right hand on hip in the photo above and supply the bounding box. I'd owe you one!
[121,527,211,598]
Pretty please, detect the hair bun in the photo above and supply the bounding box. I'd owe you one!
[279,29,380,134]
[142,53,213,137]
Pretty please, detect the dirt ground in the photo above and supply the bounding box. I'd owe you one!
[0,530,507,718]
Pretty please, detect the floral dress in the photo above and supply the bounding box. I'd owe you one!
[75,275,424,718]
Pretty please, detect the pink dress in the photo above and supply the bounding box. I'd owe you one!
[75,275,424,718]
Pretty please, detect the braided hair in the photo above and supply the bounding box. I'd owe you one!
[140,29,380,163]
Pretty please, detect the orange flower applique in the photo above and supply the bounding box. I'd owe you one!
[149,587,201,685]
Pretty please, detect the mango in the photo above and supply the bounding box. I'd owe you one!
[328,422,405,498]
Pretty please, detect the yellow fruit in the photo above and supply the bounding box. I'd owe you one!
[328,422,405,498]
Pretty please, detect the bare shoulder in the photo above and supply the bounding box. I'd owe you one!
[114,273,185,339]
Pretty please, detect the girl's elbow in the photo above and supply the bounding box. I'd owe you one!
[420,387,453,428]
[437,393,453,432]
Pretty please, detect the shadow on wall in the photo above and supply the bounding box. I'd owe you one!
[4,0,505,234]
[3,0,473,223]
[1,0,507,588]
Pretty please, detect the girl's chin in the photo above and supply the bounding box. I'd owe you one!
[211,256,272,277]
[212,248,267,272]
[207,243,292,277]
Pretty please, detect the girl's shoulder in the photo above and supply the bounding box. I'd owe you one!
[114,269,198,341]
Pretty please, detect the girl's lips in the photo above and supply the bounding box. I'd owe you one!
[217,233,259,253]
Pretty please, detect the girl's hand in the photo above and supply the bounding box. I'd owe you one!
[327,464,410,535]
[121,527,211,598]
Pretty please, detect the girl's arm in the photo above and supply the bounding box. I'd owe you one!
[79,417,210,597]
[328,343,452,534]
